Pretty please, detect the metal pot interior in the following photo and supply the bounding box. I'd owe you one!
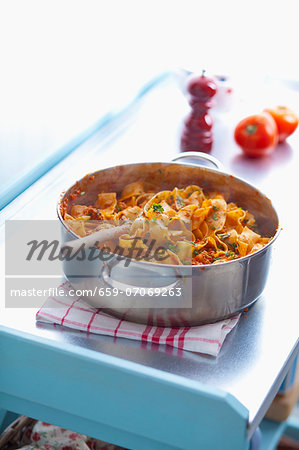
[59,162,279,239]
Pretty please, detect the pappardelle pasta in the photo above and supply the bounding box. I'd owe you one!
[63,180,272,265]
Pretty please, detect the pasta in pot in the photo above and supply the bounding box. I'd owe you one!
[62,180,272,265]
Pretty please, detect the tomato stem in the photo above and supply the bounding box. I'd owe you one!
[246,124,257,135]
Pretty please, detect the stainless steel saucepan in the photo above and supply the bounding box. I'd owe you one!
[57,152,279,326]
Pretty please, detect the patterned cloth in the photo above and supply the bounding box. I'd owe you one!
[17,420,123,449]
[36,281,240,356]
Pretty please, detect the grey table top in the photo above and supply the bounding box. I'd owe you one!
[1,75,299,438]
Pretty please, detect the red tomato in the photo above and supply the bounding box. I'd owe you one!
[234,113,278,158]
[263,106,298,143]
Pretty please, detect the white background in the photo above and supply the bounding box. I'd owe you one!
[0,0,298,189]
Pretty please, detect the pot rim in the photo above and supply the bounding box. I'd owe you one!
[57,159,281,269]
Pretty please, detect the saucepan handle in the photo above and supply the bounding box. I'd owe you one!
[101,257,182,295]
[171,151,224,171]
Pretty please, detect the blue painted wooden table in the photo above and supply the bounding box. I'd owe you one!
[1,74,299,449]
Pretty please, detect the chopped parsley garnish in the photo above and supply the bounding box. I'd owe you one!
[228,242,238,250]
[158,168,162,174]
[213,256,223,261]
[151,217,157,222]
[212,213,218,220]
[210,225,216,230]
[176,195,184,207]
[212,205,219,211]
[152,203,164,213]
[168,243,177,253]
[225,251,237,258]
[115,205,122,212]
[250,224,259,233]
[193,249,199,256]
[218,233,230,239]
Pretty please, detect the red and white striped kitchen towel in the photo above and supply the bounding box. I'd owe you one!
[36,281,240,356]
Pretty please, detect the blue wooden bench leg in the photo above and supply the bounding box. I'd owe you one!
[0,408,19,434]
[249,427,262,450]
[0,408,7,431]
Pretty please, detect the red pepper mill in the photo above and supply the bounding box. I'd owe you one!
[181,70,217,153]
